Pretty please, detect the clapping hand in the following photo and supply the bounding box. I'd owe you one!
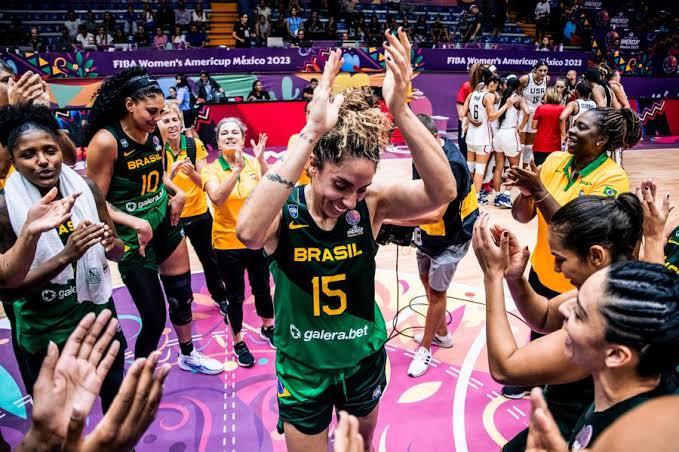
[472,213,511,277]
[526,388,569,452]
[306,49,345,135]
[636,179,673,240]
[25,188,80,235]
[382,28,413,117]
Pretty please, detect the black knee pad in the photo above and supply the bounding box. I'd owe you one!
[161,272,193,326]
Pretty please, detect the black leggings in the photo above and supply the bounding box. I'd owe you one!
[215,248,274,335]
[22,339,125,413]
[122,268,169,358]
[181,211,227,303]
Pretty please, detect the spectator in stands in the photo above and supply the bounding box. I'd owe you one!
[386,15,399,33]
[143,4,156,33]
[154,27,169,49]
[197,71,225,103]
[85,10,99,35]
[286,6,303,42]
[414,15,428,43]
[171,74,196,130]
[270,16,287,38]
[186,23,207,48]
[256,0,272,22]
[27,27,46,53]
[255,15,271,47]
[75,24,94,47]
[192,3,209,25]
[537,34,551,51]
[289,0,303,15]
[535,0,550,44]
[462,4,483,43]
[102,11,117,34]
[233,13,251,48]
[302,78,318,100]
[156,0,176,31]
[123,5,138,35]
[54,26,74,52]
[133,26,150,47]
[349,23,366,41]
[293,29,311,47]
[95,25,114,48]
[401,16,412,38]
[112,27,129,45]
[325,16,338,39]
[172,25,187,47]
[305,11,324,40]
[64,9,82,40]
[167,86,178,101]
[490,0,508,40]
[341,0,358,24]
[430,17,450,44]
[367,15,382,46]
[247,81,271,101]
[175,0,192,29]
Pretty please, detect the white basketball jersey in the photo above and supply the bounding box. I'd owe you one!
[575,99,596,119]
[523,73,547,109]
[466,91,492,146]
[499,104,520,129]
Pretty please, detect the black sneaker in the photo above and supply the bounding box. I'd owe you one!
[234,341,255,368]
[218,300,229,317]
[502,385,531,399]
[260,325,276,349]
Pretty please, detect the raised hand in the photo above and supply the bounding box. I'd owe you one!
[491,224,530,280]
[636,179,673,239]
[251,133,268,161]
[526,388,569,452]
[63,351,170,452]
[25,188,81,235]
[506,166,543,197]
[7,71,45,106]
[28,310,121,443]
[382,28,413,116]
[306,49,345,135]
[472,213,510,277]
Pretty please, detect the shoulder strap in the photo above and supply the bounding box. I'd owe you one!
[185,136,197,165]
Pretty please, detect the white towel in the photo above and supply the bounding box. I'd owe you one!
[5,166,112,305]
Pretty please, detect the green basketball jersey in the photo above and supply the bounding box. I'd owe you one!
[664,225,679,275]
[14,218,119,354]
[105,122,167,222]
[270,186,387,370]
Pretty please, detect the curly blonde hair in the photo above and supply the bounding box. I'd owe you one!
[312,87,392,169]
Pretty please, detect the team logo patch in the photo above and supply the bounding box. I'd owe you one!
[120,138,128,149]
[277,379,291,398]
[41,289,57,303]
[288,204,299,219]
[602,186,618,197]
[572,424,593,450]
[153,135,162,152]
[290,324,301,339]
[347,226,364,238]
[87,268,102,285]
[345,209,361,226]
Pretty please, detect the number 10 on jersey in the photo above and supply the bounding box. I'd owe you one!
[312,274,347,316]
[140,170,160,196]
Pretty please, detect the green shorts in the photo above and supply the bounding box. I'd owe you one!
[117,207,185,275]
[276,347,387,435]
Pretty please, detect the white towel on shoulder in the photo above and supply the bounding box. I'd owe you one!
[5,165,112,305]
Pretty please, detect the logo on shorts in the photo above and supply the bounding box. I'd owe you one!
[288,204,299,219]
[372,386,382,400]
[290,324,301,339]
[153,135,162,152]
[126,202,137,212]
[120,138,128,149]
[603,186,618,197]
[345,209,361,226]
[41,289,57,303]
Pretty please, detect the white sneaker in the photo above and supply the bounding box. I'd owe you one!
[408,346,432,377]
[414,332,454,348]
[178,350,224,375]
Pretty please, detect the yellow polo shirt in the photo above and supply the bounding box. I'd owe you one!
[531,151,629,293]
[0,165,14,191]
[165,135,209,218]
[201,154,261,250]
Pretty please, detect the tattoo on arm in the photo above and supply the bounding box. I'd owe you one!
[265,173,295,189]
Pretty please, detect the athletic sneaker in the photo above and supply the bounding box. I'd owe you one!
[502,385,531,399]
[234,341,255,368]
[493,192,513,209]
[477,191,489,206]
[414,331,454,348]
[218,300,229,317]
[408,346,432,377]
[260,325,276,349]
[178,350,224,375]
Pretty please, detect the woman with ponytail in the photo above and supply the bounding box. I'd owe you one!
[86,67,223,375]
[473,191,677,450]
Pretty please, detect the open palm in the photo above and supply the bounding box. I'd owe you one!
[382,28,413,116]
[25,188,80,235]
[306,49,345,134]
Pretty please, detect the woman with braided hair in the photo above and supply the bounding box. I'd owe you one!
[237,29,457,450]
[86,67,222,374]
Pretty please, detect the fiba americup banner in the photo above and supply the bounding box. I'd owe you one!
[1,48,588,78]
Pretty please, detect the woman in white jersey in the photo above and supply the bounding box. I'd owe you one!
[492,76,529,208]
[519,60,549,168]
[462,72,517,199]
[559,80,596,142]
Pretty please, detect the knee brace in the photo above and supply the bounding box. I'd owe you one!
[474,162,487,176]
[522,145,533,165]
[160,272,194,326]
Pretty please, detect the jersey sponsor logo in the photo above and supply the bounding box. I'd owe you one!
[293,244,363,262]
[123,150,135,158]
[288,323,369,343]
[41,285,76,303]
[288,204,299,219]
[41,289,57,302]
[288,221,309,230]
[124,190,164,212]
[126,153,162,170]
[345,209,361,226]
